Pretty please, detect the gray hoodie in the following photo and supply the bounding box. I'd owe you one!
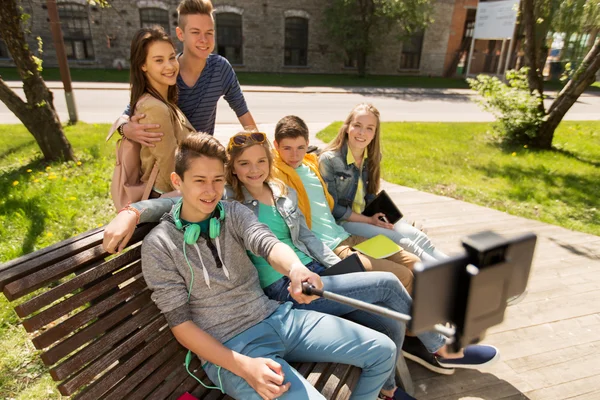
[141,200,281,343]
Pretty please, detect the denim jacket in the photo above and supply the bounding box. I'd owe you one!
[318,143,376,222]
[224,183,340,268]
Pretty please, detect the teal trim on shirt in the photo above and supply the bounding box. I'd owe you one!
[295,164,350,249]
[248,203,313,288]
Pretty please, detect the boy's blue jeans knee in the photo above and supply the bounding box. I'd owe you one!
[263,263,446,391]
[203,303,396,400]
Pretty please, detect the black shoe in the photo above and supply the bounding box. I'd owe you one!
[379,387,417,400]
[402,336,455,375]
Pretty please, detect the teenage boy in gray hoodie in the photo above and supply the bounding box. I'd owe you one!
[139,133,396,400]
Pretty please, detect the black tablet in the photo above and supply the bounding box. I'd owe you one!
[362,190,403,224]
[320,254,366,276]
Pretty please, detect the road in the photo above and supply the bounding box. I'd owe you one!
[1,85,599,125]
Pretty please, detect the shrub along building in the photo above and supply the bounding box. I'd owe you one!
[0,0,517,77]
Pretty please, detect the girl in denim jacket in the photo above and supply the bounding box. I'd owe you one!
[318,103,447,263]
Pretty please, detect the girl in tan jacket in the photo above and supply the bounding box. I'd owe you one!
[129,27,195,194]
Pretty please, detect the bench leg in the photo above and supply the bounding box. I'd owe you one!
[395,355,414,396]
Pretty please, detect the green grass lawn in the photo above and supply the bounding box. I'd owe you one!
[3,67,598,91]
[317,121,600,236]
[0,123,114,399]
[0,120,598,398]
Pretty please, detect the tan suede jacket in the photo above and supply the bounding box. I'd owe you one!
[136,94,195,193]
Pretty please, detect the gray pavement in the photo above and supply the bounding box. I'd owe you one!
[2,81,599,125]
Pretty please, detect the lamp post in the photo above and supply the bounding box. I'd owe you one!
[46,0,78,123]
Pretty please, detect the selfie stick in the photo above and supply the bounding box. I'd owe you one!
[302,282,412,324]
[301,283,455,338]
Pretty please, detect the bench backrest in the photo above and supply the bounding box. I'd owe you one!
[0,224,358,399]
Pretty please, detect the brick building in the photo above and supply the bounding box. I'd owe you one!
[0,0,514,77]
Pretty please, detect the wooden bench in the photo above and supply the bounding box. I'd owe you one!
[0,224,413,399]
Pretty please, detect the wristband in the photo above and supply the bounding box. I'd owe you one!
[117,123,126,138]
[118,205,141,225]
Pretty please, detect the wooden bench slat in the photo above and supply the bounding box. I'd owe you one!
[102,341,184,400]
[50,302,160,381]
[0,228,104,291]
[188,361,224,400]
[126,351,191,400]
[15,247,142,317]
[0,224,154,295]
[168,374,203,400]
[336,367,361,400]
[294,361,316,377]
[75,330,174,399]
[307,361,335,390]
[58,315,167,395]
[33,278,147,349]
[23,263,142,332]
[42,290,152,366]
[321,363,351,399]
[4,244,107,301]
[200,385,228,400]
[146,353,202,400]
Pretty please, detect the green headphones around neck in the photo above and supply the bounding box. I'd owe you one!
[173,199,225,243]
[174,198,227,393]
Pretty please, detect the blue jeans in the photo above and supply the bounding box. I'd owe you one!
[341,220,447,262]
[203,303,396,400]
[263,262,447,391]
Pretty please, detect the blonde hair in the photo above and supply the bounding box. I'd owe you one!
[175,133,226,179]
[177,0,214,29]
[324,103,382,195]
[225,132,287,201]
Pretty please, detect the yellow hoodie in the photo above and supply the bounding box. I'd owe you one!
[272,150,334,229]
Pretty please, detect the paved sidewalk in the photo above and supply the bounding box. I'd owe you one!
[6,80,599,98]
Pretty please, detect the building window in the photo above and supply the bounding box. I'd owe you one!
[284,17,308,66]
[344,50,357,68]
[140,8,170,33]
[400,31,424,70]
[58,3,94,60]
[216,13,243,65]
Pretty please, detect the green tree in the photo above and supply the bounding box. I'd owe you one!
[471,0,600,149]
[325,0,433,77]
[0,0,74,162]
[522,0,600,149]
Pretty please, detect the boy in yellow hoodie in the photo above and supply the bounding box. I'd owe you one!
[272,116,418,293]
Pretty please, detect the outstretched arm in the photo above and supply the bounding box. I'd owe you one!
[102,197,179,253]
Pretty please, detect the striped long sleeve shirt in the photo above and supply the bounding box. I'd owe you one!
[177,54,249,135]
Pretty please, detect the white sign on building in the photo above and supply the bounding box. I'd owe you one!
[473,0,520,40]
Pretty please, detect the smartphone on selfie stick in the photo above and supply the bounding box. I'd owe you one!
[302,230,537,351]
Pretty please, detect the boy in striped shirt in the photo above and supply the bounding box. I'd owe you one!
[114,0,256,145]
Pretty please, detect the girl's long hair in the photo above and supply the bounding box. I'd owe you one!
[324,103,382,194]
[129,27,179,115]
[225,133,287,201]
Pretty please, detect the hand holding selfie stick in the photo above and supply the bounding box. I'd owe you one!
[303,231,537,352]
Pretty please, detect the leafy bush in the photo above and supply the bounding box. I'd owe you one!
[468,69,545,145]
